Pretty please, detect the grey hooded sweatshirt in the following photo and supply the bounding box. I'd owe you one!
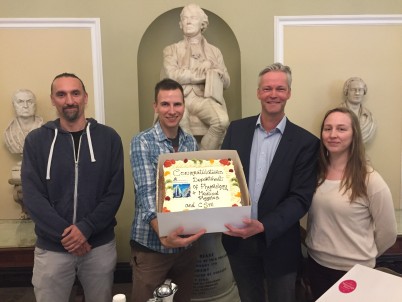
[21,118,124,252]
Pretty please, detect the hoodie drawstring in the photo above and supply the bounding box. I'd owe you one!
[86,122,96,163]
[46,122,96,180]
[46,128,58,180]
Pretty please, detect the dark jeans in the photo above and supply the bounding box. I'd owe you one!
[227,236,297,302]
[307,256,347,301]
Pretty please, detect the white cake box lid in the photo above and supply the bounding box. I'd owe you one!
[316,264,402,302]
[156,150,251,236]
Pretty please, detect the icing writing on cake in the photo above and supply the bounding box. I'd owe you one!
[162,159,242,212]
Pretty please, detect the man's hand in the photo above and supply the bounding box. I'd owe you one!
[150,218,205,248]
[69,241,92,256]
[160,227,206,249]
[61,225,90,254]
[224,218,264,239]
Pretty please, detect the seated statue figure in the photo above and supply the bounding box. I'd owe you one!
[4,88,43,155]
[162,3,230,150]
[340,77,376,143]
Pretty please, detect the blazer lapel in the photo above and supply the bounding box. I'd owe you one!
[240,116,258,183]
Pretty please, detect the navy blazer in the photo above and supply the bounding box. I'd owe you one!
[221,115,319,276]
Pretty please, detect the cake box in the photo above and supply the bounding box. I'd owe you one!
[156,150,251,236]
[316,264,402,302]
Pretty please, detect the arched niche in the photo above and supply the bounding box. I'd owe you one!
[138,6,241,132]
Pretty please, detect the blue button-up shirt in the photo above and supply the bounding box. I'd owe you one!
[248,115,286,219]
[130,121,198,253]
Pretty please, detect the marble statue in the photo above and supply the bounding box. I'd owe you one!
[4,88,43,218]
[340,77,376,143]
[160,5,240,302]
[4,89,43,155]
[162,3,230,150]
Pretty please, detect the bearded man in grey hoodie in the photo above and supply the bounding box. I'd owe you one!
[21,73,124,302]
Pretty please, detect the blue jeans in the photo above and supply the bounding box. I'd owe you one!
[32,239,117,302]
[227,237,297,302]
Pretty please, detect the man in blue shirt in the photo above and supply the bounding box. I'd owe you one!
[130,78,205,302]
[222,63,319,302]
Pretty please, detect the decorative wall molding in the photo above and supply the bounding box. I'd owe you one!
[0,18,105,123]
[274,15,402,63]
[274,14,402,208]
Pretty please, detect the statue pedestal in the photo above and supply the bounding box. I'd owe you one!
[11,162,22,180]
[8,178,29,219]
[0,219,36,248]
[192,233,240,302]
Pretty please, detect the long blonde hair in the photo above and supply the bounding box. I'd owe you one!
[317,107,369,201]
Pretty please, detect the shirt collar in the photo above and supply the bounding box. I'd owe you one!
[154,121,188,143]
[255,115,287,134]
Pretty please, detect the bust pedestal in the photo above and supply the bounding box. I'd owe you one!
[192,233,240,302]
[8,178,29,219]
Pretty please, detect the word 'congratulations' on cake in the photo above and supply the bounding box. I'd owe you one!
[162,158,242,212]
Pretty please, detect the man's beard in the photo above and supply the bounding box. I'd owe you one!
[62,105,79,122]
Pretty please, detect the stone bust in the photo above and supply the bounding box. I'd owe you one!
[340,77,376,143]
[4,89,44,155]
[161,3,230,150]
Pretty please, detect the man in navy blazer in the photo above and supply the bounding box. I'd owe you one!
[222,63,319,302]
